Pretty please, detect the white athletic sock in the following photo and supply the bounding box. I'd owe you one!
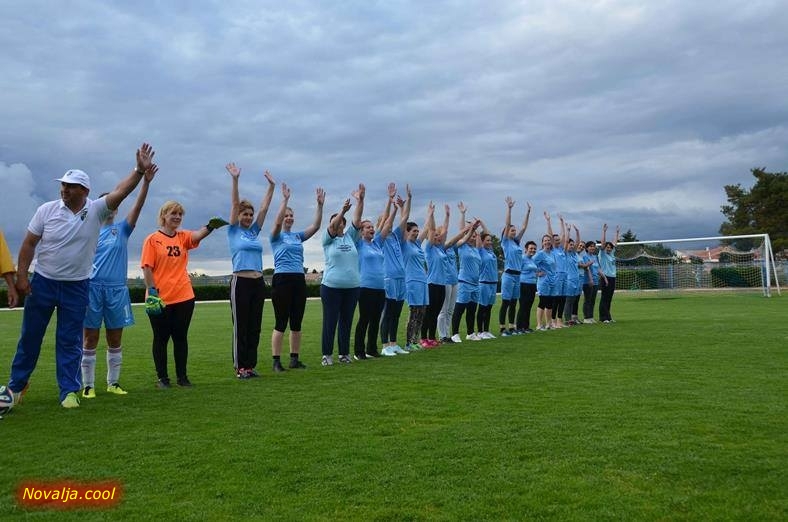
[107,346,122,385]
[81,349,97,389]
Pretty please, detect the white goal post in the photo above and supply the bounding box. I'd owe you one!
[613,234,781,297]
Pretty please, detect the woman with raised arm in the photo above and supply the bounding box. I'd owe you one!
[270,183,325,371]
[379,184,410,356]
[598,223,620,323]
[533,212,557,331]
[402,198,434,350]
[320,186,364,366]
[550,215,568,328]
[422,204,457,346]
[437,204,461,343]
[499,197,530,336]
[476,221,498,339]
[516,240,538,333]
[224,163,276,378]
[353,188,396,359]
[581,240,602,323]
[562,224,582,326]
[450,209,482,342]
[142,201,228,389]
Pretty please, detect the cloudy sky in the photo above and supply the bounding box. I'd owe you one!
[2,1,787,274]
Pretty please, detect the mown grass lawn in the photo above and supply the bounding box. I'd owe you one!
[0,292,786,520]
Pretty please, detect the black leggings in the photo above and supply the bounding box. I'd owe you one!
[149,298,195,380]
[516,283,536,330]
[380,298,405,343]
[230,275,266,370]
[421,283,445,339]
[499,299,516,326]
[355,288,385,355]
[477,304,492,333]
[271,273,306,332]
[452,301,478,335]
[582,284,597,320]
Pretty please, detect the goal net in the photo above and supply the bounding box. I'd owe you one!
[613,234,781,297]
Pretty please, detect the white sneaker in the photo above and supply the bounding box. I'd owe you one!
[392,345,410,355]
[338,354,352,364]
[481,332,496,339]
[321,355,333,366]
[583,319,594,324]
[450,334,462,343]
[381,346,397,356]
[466,333,480,341]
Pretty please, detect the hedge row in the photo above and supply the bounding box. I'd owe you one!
[710,267,761,288]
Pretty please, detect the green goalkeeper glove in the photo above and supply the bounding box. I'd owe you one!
[206,216,230,231]
[145,287,165,316]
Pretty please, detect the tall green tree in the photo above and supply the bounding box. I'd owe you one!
[720,169,788,253]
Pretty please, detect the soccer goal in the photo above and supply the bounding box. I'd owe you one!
[613,234,782,297]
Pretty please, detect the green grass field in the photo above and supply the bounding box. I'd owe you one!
[1,293,786,520]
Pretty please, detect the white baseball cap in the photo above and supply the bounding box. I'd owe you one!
[55,169,91,190]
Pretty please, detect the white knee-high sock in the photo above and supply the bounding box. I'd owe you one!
[107,347,122,385]
[81,349,97,389]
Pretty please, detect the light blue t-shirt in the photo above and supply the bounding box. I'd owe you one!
[444,246,459,285]
[321,225,360,288]
[228,223,263,273]
[425,242,447,285]
[382,227,405,280]
[501,237,522,272]
[599,248,617,277]
[91,218,133,285]
[403,238,428,283]
[271,230,306,274]
[479,247,498,283]
[520,254,537,284]
[533,249,557,287]
[457,243,481,285]
[553,246,567,275]
[565,250,580,284]
[357,233,384,289]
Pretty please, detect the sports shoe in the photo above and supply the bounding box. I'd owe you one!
[450,334,462,343]
[82,386,96,399]
[288,359,307,369]
[61,392,80,409]
[106,383,128,395]
[481,332,496,339]
[406,343,422,351]
[381,346,397,356]
[524,328,534,333]
[338,354,352,364]
[177,377,193,387]
[366,351,379,358]
[248,368,261,377]
[603,320,610,324]
[353,353,367,361]
[236,368,251,379]
[583,319,594,324]
[392,345,410,355]
[156,378,171,389]
[466,333,480,341]
[321,355,334,366]
[441,337,454,344]
[501,329,512,337]
[273,360,286,373]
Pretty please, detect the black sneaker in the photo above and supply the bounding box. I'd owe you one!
[236,368,250,379]
[176,377,193,387]
[156,378,171,389]
[366,351,379,358]
[441,337,454,344]
[273,360,286,373]
[288,359,307,369]
[248,368,260,378]
[353,353,367,361]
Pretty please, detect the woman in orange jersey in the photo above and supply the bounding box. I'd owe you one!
[141,201,227,388]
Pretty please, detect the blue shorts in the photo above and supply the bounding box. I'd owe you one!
[406,280,429,306]
[500,273,520,300]
[384,277,406,301]
[456,281,479,304]
[479,282,497,306]
[84,284,135,329]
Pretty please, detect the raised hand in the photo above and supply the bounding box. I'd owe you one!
[405,184,412,199]
[352,183,365,201]
[145,164,159,183]
[281,183,291,200]
[505,196,514,208]
[395,195,405,208]
[444,203,450,215]
[458,201,466,213]
[264,170,275,185]
[387,182,396,199]
[427,201,435,214]
[226,162,241,179]
[316,187,325,205]
[341,198,352,213]
[136,143,155,171]
[544,211,551,221]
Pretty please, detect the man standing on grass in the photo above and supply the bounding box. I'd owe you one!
[5,143,156,410]
[81,164,157,399]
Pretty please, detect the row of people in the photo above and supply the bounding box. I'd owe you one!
[0,153,619,411]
